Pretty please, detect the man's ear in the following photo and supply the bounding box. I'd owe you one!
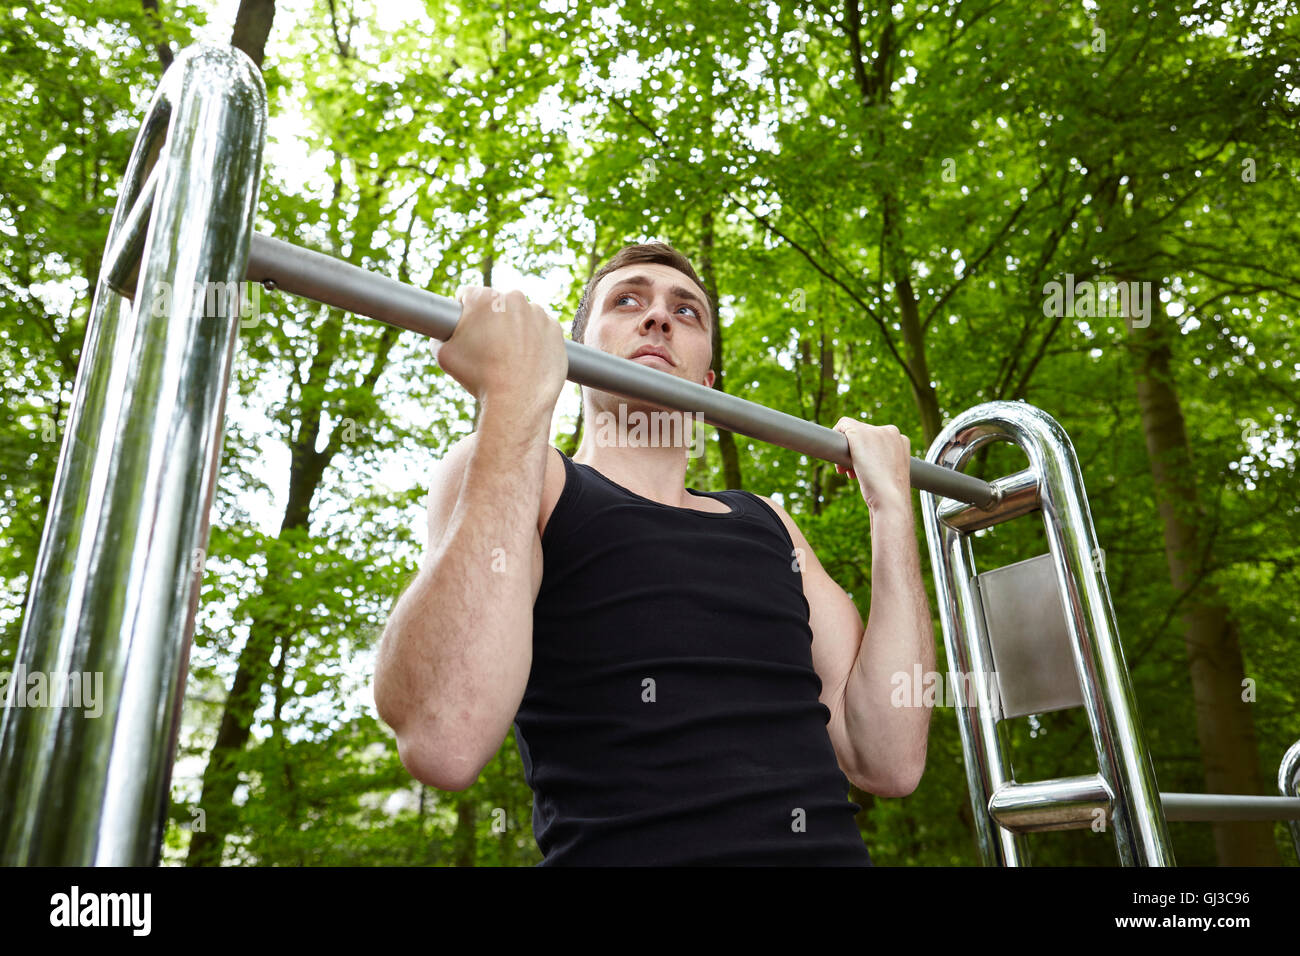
[704,369,716,388]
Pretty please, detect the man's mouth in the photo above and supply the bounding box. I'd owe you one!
[629,346,675,366]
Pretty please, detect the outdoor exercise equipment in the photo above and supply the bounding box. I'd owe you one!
[1,45,1296,865]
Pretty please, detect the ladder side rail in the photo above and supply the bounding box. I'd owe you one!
[0,45,267,865]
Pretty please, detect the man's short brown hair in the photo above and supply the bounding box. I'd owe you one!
[572,242,712,348]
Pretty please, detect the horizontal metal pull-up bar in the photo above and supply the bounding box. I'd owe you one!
[243,234,999,509]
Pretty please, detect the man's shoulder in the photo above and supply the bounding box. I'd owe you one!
[745,493,811,550]
[748,491,794,523]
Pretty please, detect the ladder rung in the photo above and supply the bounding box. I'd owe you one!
[938,468,1040,533]
[988,775,1112,833]
[990,780,1300,834]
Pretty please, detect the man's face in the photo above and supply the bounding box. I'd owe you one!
[583,263,716,390]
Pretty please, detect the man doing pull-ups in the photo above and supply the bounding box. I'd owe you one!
[373,243,935,865]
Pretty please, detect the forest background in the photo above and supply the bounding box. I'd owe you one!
[1,0,1297,865]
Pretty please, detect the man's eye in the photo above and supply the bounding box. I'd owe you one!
[614,294,698,320]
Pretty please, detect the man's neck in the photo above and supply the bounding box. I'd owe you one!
[572,401,697,507]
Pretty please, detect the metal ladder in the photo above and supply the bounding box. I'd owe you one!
[919,401,1300,865]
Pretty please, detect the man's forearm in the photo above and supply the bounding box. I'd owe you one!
[841,501,936,793]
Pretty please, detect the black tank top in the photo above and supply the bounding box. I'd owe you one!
[512,449,873,866]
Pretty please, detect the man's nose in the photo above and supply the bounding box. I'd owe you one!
[641,302,672,333]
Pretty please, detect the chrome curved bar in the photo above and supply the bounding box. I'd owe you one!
[0,45,266,865]
[919,401,1174,866]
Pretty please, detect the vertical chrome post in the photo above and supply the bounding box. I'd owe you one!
[1280,740,1300,863]
[921,479,1028,865]
[0,45,266,865]
[919,401,1175,866]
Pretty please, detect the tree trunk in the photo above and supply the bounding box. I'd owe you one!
[697,209,743,490]
[231,0,277,69]
[453,797,477,867]
[185,383,336,865]
[817,322,841,504]
[895,273,941,447]
[269,631,302,862]
[1128,298,1280,866]
[187,292,401,864]
[798,334,822,515]
[139,0,173,73]
[185,621,283,865]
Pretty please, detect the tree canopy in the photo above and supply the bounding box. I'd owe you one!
[1,0,1296,866]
